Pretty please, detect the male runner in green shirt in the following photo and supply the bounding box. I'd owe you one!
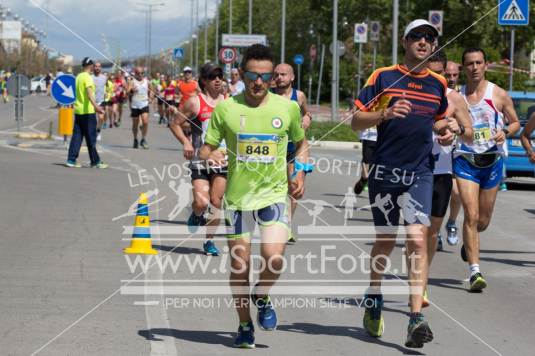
[199,44,309,349]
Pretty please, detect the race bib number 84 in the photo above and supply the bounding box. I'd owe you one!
[237,133,279,163]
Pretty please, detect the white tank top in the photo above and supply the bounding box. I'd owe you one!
[456,82,504,155]
[432,88,454,175]
[131,78,149,109]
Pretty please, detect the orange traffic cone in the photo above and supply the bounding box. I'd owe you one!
[124,193,158,255]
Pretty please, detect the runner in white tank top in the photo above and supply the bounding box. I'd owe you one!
[453,48,520,293]
[425,53,473,305]
[128,67,153,149]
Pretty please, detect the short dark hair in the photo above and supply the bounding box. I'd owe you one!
[462,47,486,65]
[428,50,448,70]
[240,44,274,70]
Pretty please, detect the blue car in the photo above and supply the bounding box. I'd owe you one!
[504,91,535,178]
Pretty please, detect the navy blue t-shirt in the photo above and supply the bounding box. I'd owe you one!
[355,64,448,174]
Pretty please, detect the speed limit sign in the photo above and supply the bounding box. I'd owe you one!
[219,47,237,64]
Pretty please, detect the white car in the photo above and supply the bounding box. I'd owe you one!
[30,76,47,93]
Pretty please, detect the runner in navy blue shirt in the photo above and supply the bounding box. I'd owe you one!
[351,19,454,348]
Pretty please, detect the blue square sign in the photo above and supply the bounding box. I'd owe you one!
[498,0,529,26]
[173,48,184,59]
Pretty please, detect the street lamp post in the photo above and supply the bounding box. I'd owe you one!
[331,0,338,121]
[137,2,165,76]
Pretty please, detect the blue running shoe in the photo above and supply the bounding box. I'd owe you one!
[234,321,255,349]
[446,222,458,246]
[187,211,206,233]
[203,240,220,256]
[252,291,277,331]
[499,183,508,192]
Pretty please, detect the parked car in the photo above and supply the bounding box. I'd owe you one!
[30,76,47,93]
[504,91,535,178]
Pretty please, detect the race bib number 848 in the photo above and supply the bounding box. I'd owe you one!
[237,133,279,163]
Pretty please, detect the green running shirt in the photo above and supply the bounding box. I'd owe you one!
[205,92,305,211]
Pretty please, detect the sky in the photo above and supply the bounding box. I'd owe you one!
[1,0,218,62]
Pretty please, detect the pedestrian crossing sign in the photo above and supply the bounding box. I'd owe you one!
[498,0,529,26]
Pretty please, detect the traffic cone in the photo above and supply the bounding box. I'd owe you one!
[124,193,158,255]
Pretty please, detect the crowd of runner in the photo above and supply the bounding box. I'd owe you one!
[58,16,535,350]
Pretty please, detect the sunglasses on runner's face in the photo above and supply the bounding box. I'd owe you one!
[208,73,223,80]
[243,71,273,82]
[406,31,435,44]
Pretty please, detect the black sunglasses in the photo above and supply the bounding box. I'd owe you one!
[208,73,223,80]
[406,31,435,44]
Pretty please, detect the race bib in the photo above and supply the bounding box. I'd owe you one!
[237,133,278,163]
[473,122,491,146]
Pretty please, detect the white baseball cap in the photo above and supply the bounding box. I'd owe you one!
[183,66,193,72]
[403,19,438,38]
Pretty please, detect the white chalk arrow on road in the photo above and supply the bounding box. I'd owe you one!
[56,79,74,98]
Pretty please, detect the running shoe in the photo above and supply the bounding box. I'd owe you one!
[437,233,444,251]
[133,138,139,149]
[140,138,149,149]
[461,244,467,262]
[187,211,206,233]
[65,160,81,168]
[353,178,367,195]
[287,231,296,244]
[91,162,109,169]
[363,183,368,192]
[362,293,384,337]
[203,240,220,256]
[115,121,120,128]
[446,222,458,245]
[405,318,433,348]
[233,321,255,349]
[469,272,487,292]
[97,133,102,141]
[499,183,508,192]
[252,291,277,331]
[102,123,108,129]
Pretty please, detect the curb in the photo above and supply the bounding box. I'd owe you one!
[310,140,361,150]
[15,132,50,140]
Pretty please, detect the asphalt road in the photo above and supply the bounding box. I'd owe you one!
[1,95,534,356]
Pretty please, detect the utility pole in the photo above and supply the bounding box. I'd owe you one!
[204,0,208,63]
[392,0,399,65]
[281,0,286,62]
[190,0,194,67]
[137,2,165,76]
[229,0,233,34]
[248,0,253,34]
[215,0,220,64]
[195,0,199,73]
[331,0,338,121]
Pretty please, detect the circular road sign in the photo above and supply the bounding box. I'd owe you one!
[329,40,346,57]
[293,54,304,65]
[430,12,441,26]
[51,74,76,106]
[219,47,237,64]
[6,74,31,98]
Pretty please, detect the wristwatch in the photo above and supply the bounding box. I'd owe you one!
[503,128,510,137]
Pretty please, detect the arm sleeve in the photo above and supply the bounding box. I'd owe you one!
[204,105,224,147]
[289,101,305,142]
[354,69,382,112]
[435,79,448,121]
